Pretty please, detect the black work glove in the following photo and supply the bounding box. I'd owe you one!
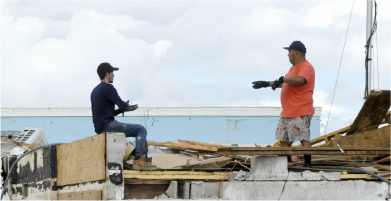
[124,100,138,112]
[252,81,270,89]
[272,76,284,90]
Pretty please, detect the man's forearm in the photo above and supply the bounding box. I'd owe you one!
[283,76,306,85]
[114,109,123,116]
[269,81,282,88]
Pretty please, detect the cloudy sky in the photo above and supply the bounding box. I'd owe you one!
[1,0,390,135]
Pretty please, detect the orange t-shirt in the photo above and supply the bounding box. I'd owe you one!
[280,60,315,117]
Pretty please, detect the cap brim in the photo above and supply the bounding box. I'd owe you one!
[283,47,290,50]
[113,67,119,71]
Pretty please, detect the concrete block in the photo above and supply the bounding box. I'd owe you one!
[233,170,253,181]
[203,182,220,199]
[165,181,178,199]
[228,172,237,182]
[233,169,339,181]
[221,180,389,200]
[251,156,288,180]
[190,181,204,199]
[180,182,190,199]
[288,170,340,181]
[105,133,127,200]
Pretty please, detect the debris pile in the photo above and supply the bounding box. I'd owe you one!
[144,90,390,182]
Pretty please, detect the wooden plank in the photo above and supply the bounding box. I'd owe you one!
[311,161,390,171]
[296,102,390,148]
[125,179,172,185]
[147,140,217,152]
[217,146,390,156]
[218,146,390,151]
[295,126,351,147]
[309,155,353,160]
[219,150,390,156]
[329,125,390,148]
[177,140,230,148]
[346,90,390,134]
[57,190,102,200]
[0,138,39,148]
[175,156,233,169]
[57,134,106,186]
[374,156,391,164]
[124,170,227,181]
[340,173,390,180]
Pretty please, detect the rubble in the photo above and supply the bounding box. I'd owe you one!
[1,90,390,200]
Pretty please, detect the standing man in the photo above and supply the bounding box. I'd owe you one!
[91,62,157,170]
[252,41,315,166]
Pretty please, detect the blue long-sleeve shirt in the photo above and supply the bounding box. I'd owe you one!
[91,82,128,134]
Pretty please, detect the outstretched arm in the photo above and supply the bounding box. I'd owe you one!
[284,76,307,85]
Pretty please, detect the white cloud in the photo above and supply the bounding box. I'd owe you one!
[302,0,361,28]
[153,40,174,61]
[243,6,295,38]
[1,1,390,137]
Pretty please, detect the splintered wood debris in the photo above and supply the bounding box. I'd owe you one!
[144,90,390,182]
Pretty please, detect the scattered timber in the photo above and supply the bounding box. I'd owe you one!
[147,140,218,152]
[174,156,233,169]
[340,173,390,180]
[295,125,350,147]
[311,161,390,171]
[217,147,390,157]
[328,125,390,148]
[123,170,227,181]
[346,90,390,134]
[0,138,39,148]
[374,156,391,164]
[295,111,391,147]
[178,139,230,148]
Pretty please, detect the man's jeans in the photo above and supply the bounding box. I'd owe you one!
[102,120,148,158]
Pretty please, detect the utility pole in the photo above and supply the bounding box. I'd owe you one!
[365,0,373,98]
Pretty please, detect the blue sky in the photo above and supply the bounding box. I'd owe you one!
[1,0,390,135]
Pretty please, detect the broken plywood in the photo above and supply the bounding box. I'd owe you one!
[296,110,390,148]
[346,90,390,134]
[57,134,106,186]
[329,125,390,148]
[295,125,350,147]
[151,154,200,169]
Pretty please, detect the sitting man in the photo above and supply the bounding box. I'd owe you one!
[91,62,157,170]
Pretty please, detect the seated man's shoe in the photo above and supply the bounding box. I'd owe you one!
[133,155,159,170]
[123,160,133,170]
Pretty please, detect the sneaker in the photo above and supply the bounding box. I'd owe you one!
[123,160,133,170]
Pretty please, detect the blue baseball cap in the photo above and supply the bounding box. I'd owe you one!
[283,41,306,53]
